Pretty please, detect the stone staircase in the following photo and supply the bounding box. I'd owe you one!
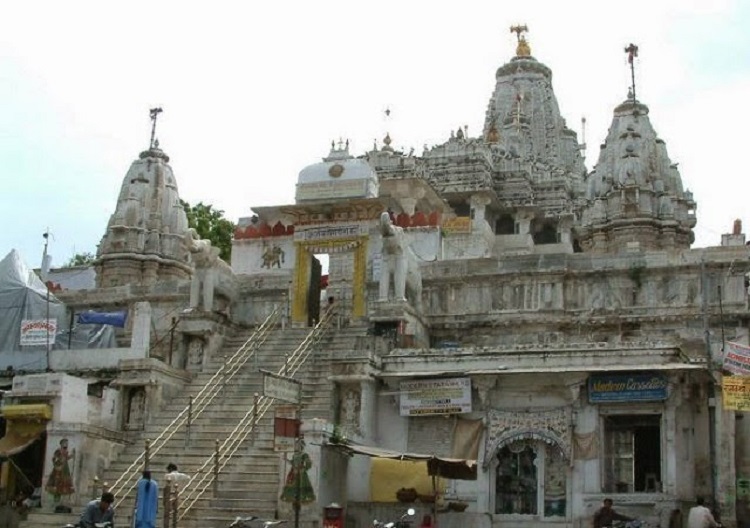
[23,316,369,528]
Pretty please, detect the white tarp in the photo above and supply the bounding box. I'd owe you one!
[0,250,115,362]
[0,250,66,354]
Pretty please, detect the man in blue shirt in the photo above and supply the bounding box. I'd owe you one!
[80,491,115,527]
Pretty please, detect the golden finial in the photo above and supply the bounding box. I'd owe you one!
[510,24,531,57]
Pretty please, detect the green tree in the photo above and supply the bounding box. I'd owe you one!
[181,200,235,261]
[64,252,96,267]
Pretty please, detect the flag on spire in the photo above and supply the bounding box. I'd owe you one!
[625,43,639,64]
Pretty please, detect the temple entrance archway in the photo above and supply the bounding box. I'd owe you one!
[292,236,368,326]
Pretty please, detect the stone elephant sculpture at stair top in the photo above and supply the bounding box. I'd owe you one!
[378,212,423,310]
[183,228,236,311]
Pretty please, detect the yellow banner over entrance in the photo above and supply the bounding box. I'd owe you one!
[722,376,750,411]
[369,458,445,502]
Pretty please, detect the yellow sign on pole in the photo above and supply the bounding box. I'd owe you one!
[722,376,750,411]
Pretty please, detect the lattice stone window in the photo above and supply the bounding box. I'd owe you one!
[603,414,662,493]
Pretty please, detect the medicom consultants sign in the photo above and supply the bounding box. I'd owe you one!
[399,377,472,416]
[588,373,669,403]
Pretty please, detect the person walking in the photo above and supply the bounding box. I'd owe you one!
[687,497,720,528]
[163,463,189,528]
[134,470,158,528]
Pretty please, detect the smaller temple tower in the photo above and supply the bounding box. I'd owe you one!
[96,111,192,287]
[577,94,697,253]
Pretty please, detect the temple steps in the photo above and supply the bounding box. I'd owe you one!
[22,323,368,528]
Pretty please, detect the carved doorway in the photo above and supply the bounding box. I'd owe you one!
[292,237,367,326]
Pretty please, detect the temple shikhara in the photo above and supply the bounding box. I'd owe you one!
[2,28,750,528]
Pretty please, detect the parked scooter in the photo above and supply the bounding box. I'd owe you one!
[373,507,416,528]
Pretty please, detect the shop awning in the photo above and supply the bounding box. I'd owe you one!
[0,421,46,457]
[329,443,477,480]
[1,404,52,421]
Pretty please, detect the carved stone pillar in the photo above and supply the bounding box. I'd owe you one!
[131,302,152,353]
[470,194,492,229]
[473,376,497,410]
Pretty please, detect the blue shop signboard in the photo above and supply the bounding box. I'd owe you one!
[588,373,669,403]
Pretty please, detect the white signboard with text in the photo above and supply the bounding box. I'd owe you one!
[20,319,57,347]
[399,377,472,416]
[262,370,301,404]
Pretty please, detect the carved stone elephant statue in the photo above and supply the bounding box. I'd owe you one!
[184,228,235,311]
[378,212,423,310]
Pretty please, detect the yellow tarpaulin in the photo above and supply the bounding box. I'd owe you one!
[0,420,46,456]
[1,403,52,421]
[369,458,445,502]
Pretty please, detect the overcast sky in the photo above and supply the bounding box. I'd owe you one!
[2,0,748,267]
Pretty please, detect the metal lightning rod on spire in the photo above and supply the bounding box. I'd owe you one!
[149,107,163,150]
[625,43,639,102]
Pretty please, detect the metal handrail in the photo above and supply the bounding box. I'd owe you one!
[110,306,282,506]
[177,309,335,520]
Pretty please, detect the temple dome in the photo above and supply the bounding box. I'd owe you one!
[296,142,379,202]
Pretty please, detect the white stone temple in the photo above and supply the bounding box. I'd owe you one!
[2,28,749,528]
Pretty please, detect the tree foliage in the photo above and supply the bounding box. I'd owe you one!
[181,200,235,261]
[64,252,96,267]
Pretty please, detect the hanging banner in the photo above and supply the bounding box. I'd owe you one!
[77,310,128,328]
[723,342,750,375]
[20,319,57,347]
[722,377,750,411]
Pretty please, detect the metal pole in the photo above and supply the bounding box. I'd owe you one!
[185,396,193,447]
[252,393,259,444]
[144,439,151,471]
[701,258,719,516]
[168,317,176,366]
[213,439,220,498]
[222,355,228,390]
[294,384,303,528]
[68,310,74,350]
[171,482,178,528]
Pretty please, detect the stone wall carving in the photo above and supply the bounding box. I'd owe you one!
[338,384,361,436]
[483,408,572,467]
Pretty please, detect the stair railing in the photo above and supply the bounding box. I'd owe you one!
[177,308,335,520]
[110,306,282,506]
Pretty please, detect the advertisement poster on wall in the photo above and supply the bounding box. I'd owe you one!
[722,376,750,411]
[399,377,472,416]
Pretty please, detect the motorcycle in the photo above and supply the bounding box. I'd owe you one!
[63,521,112,528]
[373,507,416,528]
[228,516,288,528]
